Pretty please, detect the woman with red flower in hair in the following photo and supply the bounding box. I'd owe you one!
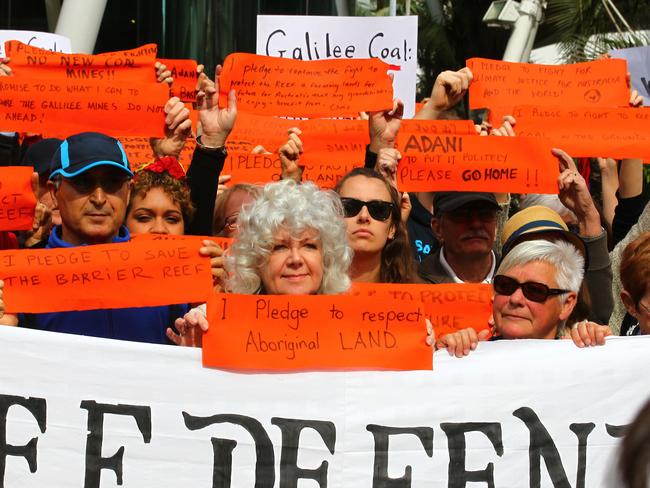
[126,156,195,235]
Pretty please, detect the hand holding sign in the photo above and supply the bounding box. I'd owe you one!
[278,127,304,182]
[434,327,491,358]
[414,67,473,120]
[369,98,404,153]
[199,65,237,148]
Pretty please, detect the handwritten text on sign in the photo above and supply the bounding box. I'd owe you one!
[467,57,629,123]
[514,106,650,159]
[0,238,212,313]
[158,58,198,102]
[223,151,361,189]
[5,41,157,83]
[0,77,168,137]
[0,30,71,57]
[396,133,558,193]
[219,53,395,118]
[350,282,492,338]
[204,294,431,371]
[0,166,36,231]
[226,112,295,153]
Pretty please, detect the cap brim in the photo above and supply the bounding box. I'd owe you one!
[50,160,133,179]
[437,194,499,213]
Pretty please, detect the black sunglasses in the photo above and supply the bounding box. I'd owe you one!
[64,174,130,194]
[340,197,394,222]
[493,275,570,303]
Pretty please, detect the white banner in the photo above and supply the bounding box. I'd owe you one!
[0,30,71,58]
[256,15,418,117]
[0,326,648,487]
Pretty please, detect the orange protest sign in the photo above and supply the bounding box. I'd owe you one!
[222,151,361,189]
[121,137,197,171]
[158,58,198,102]
[226,112,295,153]
[396,132,558,193]
[223,152,282,185]
[467,57,629,123]
[0,237,212,313]
[298,118,368,168]
[203,294,431,371]
[514,106,650,159]
[350,282,492,338]
[5,41,158,83]
[400,119,477,136]
[0,77,168,137]
[0,166,36,231]
[219,53,396,118]
[132,232,234,252]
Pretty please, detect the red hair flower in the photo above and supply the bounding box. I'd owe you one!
[141,156,186,179]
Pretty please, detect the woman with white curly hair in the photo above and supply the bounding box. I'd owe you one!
[226,179,352,295]
[169,179,352,346]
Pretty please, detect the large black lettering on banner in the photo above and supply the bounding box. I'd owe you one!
[441,422,504,488]
[514,407,595,488]
[80,400,152,488]
[183,412,276,488]
[0,394,47,488]
[271,417,336,488]
[366,424,433,488]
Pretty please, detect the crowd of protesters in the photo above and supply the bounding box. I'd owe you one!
[0,44,650,486]
[0,53,648,350]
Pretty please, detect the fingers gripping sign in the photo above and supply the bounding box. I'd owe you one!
[434,327,490,358]
[279,127,304,182]
[167,306,209,347]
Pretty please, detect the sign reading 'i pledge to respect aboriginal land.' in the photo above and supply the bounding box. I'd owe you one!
[204,294,432,371]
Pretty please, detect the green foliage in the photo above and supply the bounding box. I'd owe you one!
[545,0,650,62]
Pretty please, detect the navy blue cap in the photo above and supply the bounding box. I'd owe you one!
[49,132,133,180]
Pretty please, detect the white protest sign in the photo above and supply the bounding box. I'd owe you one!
[610,45,650,106]
[0,326,647,487]
[257,15,418,117]
[0,30,71,58]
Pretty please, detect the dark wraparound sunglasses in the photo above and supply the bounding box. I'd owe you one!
[340,197,394,222]
[493,275,571,303]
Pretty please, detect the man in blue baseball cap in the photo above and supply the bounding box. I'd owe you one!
[47,132,133,247]
[18,132,188,344]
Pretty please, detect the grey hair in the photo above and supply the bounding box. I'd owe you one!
[497,239,585,298]
[225,179,352,294]
[496,240,584,337]
[520,194,577,222]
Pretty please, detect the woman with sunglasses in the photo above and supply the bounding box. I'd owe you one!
[335,168,419,284]
[434,239,611,357]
